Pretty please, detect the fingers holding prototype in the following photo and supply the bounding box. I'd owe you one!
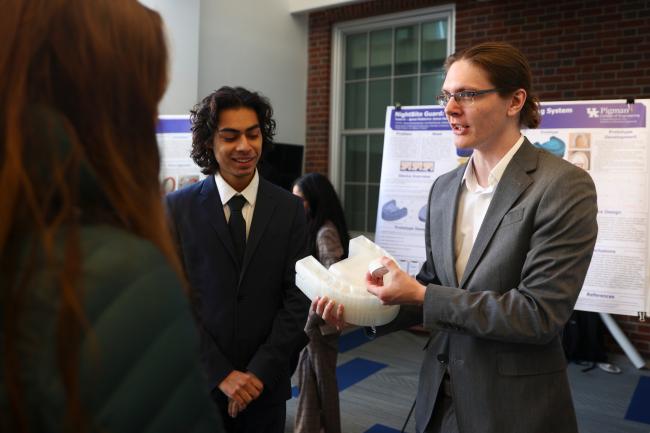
[313,296,348,331]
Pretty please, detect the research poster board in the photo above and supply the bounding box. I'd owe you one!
[157,115,205,194]
[374,100,650,317]
[373,106,461,276]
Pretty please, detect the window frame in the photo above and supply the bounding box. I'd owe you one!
[329,5,455,234]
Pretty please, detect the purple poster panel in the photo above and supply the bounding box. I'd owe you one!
[390,107,451,131]
[539,103,646,129]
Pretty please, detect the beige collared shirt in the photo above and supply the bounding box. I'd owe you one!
[215,170,259,239]
[454,135,525,282]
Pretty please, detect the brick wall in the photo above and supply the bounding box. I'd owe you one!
[609,314,650,358]
[305,0,650,358]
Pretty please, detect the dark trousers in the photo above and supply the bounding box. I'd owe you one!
[424,374,459,433]
[215,394,286,433]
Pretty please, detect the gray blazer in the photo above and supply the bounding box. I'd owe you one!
[383,139,598,433]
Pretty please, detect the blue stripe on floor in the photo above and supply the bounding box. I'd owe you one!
[625,376,650,424]
[292,357,388,398]
[339,327,372,353]
[337,357,388,391]
[363,424,402,433]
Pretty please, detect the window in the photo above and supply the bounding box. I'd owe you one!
[331,6,455,234]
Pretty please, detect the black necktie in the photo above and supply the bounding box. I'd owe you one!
[227,195,247,265]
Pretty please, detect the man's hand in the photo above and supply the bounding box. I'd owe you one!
[228,398,242,418]
[366,257,426,305]
[312,296,350,331]
[218,370,263,408]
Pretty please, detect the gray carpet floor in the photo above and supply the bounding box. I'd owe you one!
[285,329,650,433]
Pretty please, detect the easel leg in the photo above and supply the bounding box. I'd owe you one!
[599,313,647,369]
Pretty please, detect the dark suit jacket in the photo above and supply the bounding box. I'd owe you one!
[165,175,310,407]
[379,140,598,433]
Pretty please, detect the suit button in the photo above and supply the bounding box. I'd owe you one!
[437,354,449,365]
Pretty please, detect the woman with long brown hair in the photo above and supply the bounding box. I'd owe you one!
[0,1,224,432]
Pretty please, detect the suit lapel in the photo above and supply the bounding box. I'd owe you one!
[459,140,537,289]
[240,178,277,277]
[442,168,464,288]
[199,176,239,266]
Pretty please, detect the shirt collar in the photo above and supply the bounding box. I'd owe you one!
[214,170,259,206]
[462,134,525,193]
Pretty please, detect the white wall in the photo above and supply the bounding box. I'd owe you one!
[198,0,308,145]
[140,0,200,115]
[289,0,361,14]
[140,0,308,145]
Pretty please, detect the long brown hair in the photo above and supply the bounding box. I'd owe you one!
[445,42,540,129]
[0,0,181,431]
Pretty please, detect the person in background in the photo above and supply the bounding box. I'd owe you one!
[166,86,309,433]
[0,1,225,433]
[315,42,598,433]
[292,173,350,433]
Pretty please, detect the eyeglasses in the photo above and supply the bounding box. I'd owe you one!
[217,126,261,143]
[436,88,499,107]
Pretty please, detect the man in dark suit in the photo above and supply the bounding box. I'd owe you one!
[166,86,310,433]
[316,43,598,433]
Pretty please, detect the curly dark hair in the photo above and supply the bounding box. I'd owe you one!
[190,86,276,175]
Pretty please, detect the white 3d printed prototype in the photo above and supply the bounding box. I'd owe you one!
[295,236,400,326]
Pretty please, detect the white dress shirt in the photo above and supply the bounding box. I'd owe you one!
[454,135,525,282]
[215,170,259,239]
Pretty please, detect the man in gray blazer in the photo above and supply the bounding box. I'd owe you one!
[317,42,598,433]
